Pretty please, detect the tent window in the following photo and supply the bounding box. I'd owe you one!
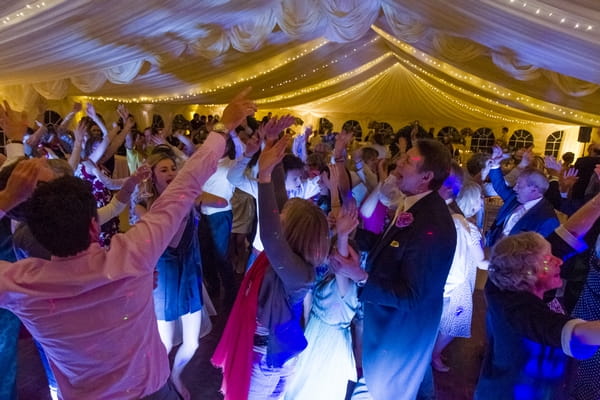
[508,129,534,150]
[470,128,495,153]
[544,130,563,157]
[343,120,363,140]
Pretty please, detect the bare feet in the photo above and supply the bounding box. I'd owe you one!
[432,356,450,372]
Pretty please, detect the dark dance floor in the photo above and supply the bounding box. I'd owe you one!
[17,289,487,400]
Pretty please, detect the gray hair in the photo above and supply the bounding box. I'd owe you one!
[488,232,547,292]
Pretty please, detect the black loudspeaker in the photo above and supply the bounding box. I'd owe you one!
[578,126,593,143]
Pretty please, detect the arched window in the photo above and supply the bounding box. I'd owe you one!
[318,118,333,136]
[343,120,363,140]
[544,130,563,157]
[470,128,495,153]
[508,129,534,150]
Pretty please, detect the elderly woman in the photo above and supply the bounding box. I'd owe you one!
[475,228,600,400]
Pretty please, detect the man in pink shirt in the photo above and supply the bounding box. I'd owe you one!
[0,89,255,400]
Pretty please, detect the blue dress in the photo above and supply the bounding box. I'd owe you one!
[285,276,359,400]
[153,213,203,321]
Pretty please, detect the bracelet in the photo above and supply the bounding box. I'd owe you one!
[356,272,369,287]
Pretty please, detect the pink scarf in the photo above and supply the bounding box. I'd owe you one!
[211,252,269,400]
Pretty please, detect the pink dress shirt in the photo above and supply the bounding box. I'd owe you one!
[0,132,225,399]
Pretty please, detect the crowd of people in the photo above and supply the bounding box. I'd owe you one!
[1,89,600,400]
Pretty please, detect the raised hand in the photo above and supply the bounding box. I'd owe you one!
[334,129,353,157]
[116,104,129,122]
[257,114,296,144]
[544,155,562,175]
[0,100,29,140]
[86,102,98,120]
[72,102,83,113]
[559,167,579,194]
[258,134,290,182]
[518,147,533,168]
[124,115,135,131]
[0,159,53,211]
[73,119,87,142]
[221,87,257,131]
[333,205,358,237]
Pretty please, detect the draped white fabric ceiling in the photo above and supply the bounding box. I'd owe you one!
[1,0,600,129]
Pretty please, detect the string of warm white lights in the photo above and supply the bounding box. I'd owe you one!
[1,1,60,28]
[373,26,600,125]
[390,54,554,125]
[84,39,329,103]
[299,65,395,107]
[498,0,595,31]
[414,72,550,125]
[256,53,394,104]
[261,36,381,92]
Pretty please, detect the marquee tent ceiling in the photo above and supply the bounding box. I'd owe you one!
[1,0,600,127]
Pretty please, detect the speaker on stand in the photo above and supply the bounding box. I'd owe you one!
[578,126,593,157]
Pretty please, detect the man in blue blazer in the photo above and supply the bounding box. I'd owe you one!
[486,146,559,248]
[352,139,456,400]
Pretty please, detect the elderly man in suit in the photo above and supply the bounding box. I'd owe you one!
[486,145,559,248]
[345,139,456,400]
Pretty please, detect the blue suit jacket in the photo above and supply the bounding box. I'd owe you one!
[486,168,559,248]
[357,191,456,400]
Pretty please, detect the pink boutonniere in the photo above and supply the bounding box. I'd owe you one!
[395,212,414,228]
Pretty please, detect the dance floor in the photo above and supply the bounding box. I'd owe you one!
[17,289,487,400]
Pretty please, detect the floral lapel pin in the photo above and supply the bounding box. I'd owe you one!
[395,212,414,228]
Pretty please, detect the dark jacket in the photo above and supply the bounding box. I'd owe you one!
[357,190,456,400]
[486,168,559,247]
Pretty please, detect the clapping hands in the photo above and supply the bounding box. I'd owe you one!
[257,114,296,144]
[258,133,290,182]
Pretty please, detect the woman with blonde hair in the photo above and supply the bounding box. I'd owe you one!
[135,150,222,399]
[212,133,331,400]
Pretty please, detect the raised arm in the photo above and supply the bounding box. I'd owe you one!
[258,134,313,294]
[0,159,53,216]
[86,102,112,164]
[57,102,82,133]
[97,166,149,224]
[329,206,362,297]
[122,88,256,268]
[488,145,516,201]
[99,105,134,165]
[68,120,86,171]
[81,160,126,190]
